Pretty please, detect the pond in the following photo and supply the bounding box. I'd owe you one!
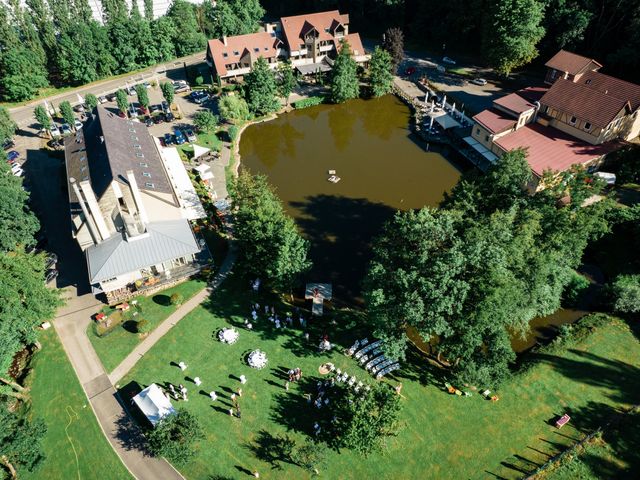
[239,95,464,302]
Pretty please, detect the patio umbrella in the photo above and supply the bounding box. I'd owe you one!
[451,103,456,115]
[431,100,435,112]
[442,94,447,108]
[429,116,434,130]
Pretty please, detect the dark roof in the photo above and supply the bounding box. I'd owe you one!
[472,108,517,134]
[540,78,630,129]
[65,107,175,208]
[493,92,536,115]
[545,50,602,76]
[579,71,640,111]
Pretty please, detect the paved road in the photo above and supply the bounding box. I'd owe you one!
[8,51,207,128]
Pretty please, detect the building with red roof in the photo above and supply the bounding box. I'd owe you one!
[206,11,369,83]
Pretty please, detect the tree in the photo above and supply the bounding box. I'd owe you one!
[0,407,47,477]
[57,24,100,85]
[0,108,17,145]
[277,59,296,106]
[170,293,184,305]
[482,0,545,75]
[326,383,401,456]
[135,84,150,112]
[244,56,280,116]
[0,47,49,102]
[147,409,204,465]
[108,20,138,74]
[204,0,264,38]
[130,7,159,67]
[160,81,175,106]
[0,161,39,251]
[193,110,218,133]
[143,0,153,19]
[167,0,206,56]
[541,0,592,51]
[59,101,75,127]
[369,47,394,97]
[85,93,98,111]
[230,171,311,291]
[330,40,359,104]
[218,95,250,123]
[116,89,129,114]
[382,27,404,72]
[34,105,51,131]
[291,440,328,475]
[153,17,177,62]
[610,274,640,313]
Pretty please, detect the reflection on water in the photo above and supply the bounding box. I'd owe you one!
[239,95,463,302]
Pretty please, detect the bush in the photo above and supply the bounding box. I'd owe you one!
[610,274,640,313]
[95,311,123,337]
[562,271,590,307]
[170,293,184,306]
[228,125,239,142]
[195,75,204,86]
[292,96,325,109]
[136,318,151,333]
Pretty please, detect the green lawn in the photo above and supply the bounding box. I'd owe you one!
[88,279,206,373]
[23,328,132,480]
[121,277,640,479]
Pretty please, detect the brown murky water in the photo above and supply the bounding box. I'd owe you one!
[240,95,463,301]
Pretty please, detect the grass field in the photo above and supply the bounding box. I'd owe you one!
[87,279,206,373]
[23,328,132,480]
[121,276,640,479]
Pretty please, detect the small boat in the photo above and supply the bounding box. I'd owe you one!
[328,169,336,175]
[328,175,341,183]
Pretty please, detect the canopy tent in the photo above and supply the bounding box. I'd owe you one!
[193,144,210,159]
[463,136,499,163]
[195,164,214,181]
[594,171,616,185]
[132,383,176,427]
[428,111,462,130]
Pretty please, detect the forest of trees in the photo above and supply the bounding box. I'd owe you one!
[0,0,264,102]
[262,0,640,82]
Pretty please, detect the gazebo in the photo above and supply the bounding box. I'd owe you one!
[132,383,176,427]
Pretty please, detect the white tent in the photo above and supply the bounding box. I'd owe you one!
[132,383,176,427]
[195,164,214,181]
[193,144,211,159]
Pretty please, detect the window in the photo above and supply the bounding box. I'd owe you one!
[135,153,144,158]
[222,52,228,58]
[584,122,592,131]
[139,162,148,167]
[485,135,490,142]
[475,128,480,135]
[233,50,239,56]
[145,182,155,188]
[569,116,577,125]
[254,47,260,53]
[543,106,549,114]
[133,144,141,149]
[143,172,151,177]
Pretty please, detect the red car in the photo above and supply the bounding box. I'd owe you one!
[405,66,416,76]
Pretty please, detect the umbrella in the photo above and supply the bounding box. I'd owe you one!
[451,102,456,115]
[442,94,447,108]
[429,116,434,129]
[77,93,84,104]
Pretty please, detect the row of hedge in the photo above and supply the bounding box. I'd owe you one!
[292,96,326,109]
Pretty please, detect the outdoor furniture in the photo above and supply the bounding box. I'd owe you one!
[218,327,239,344]
[556,414,571,428]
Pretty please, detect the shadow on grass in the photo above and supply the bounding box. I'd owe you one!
[244,430,297,470]
[153,294,171,306]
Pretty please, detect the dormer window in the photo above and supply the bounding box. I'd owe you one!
[325,28,330,33]
[135,153,144,157]
[584,122,592,131]
[222,52,228,58]
[569,116,577,125]
[143,172,151,177]
[145,182,155,188]
[233,50,239,56]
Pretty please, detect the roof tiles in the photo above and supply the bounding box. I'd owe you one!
[545,49,602,75]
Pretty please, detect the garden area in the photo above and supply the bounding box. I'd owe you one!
[119,274,640,479]
[23,328,131,480]
[87,279,206,373]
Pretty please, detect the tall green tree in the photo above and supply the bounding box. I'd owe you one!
[0,161,39,252]
[193,110,218,133]
[482,0,545,75]
[330,40,359,104]
[0,407,47,478]
[143,0,153,19]
[85,93,98,111]
[0,47,49,102]
[59,100,75,126]
[0,108,17,145]
[34,105,52,131]
[218,95,250,123]
[152,16,177,62]
[57,24,100,85]
[382,27,404,72]
[610,274,640,313]
[231,171,311,291]
[204,0,264,37]
[130,6,158,66]
[147,409,204,465]
[116,89,129,114]
[369,46,394,97]
[167,0,206,56]
[135,83,150,112]
[244,56,280,115]
[108,19,138,73]
[160,81,175,106]
[277,59,296,106]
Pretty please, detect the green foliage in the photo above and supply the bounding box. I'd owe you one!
[219,95,250,123]
[369,47,394,97]
[170,293,184,306]
[203,0,264,38]
[292,96,325,109]
[161,81,175,106]
[0,107,18,144]
[562,271,590,307]
[327,383,401,456]
[0,162,39,251]
[34,105,51,131]
[610,145,640,185]
[135,83,150,110]
[244,57,280,116]
[167,0,206,56]
[331,40,360,104]
[610,274,640,313]
[136,318,150,333]
[0,47,49,102]
[291,440,328,474]
[193,110,218,133]
[0,406,47,475]
[482,0,545,75]
[277,59,297,105]
[382,27,404,72]
[116,89,128,113]
[228,125,239,141]
[230,171,311,290]
[59,100,75,127]
[85,93,98,111]
[194,75,204,86]
[147,409,204,465]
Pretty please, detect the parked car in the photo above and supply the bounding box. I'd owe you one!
[161,101,169,113]
[471,78,487,86]
[45,268,58,284]
[185,128,196,143]
[106,93,117,102]
[126,86,136,95]
[61,124,72,136]
[50,124,61,138]
[45,252,58,269]
[7,150,20,161]
[442,56,456,65]
[74,119,83,130]
[150,104,161,113]
[152,114,164,124]
[2,139,15,150]
[73,104,86,113]
[12,167,24,177]
[98,95,108,104]
[144,116,153,127]
[163,133,174,146]
[128,104,138,118]
[190,91,208,104]
[405,66,416,76]
[48,138,64,150]
[174,129,186,145]
[173,80,189,93]
[164,112,174,122]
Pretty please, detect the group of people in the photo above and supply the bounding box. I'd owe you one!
[168,383,189,402]
[247,303,307,331]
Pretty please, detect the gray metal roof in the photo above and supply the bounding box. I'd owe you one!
[86,219,200,283]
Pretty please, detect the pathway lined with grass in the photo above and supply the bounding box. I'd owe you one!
[121,277,640,479]
[24,328,132,480]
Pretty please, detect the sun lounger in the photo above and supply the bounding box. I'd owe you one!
[556,414,571,428]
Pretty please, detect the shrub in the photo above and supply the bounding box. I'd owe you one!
[170,293,184,306]
[195,75,204,86]
[610,274,640,313]
[136,318,151,333]
[293,96,325,109]
[562,271,590,307]
[95,311,123,337]
[228,125,239,142]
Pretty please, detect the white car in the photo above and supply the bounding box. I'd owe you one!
[74,119,83,130]
[50,124,61,138]
[442,56,456,65]
[13,167,24,177]
[471,78,488,86]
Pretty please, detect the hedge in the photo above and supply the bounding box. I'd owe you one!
[293,96,325,109]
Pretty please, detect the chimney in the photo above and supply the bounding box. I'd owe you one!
[79,180,111,241]
[222,36,228,46]
[70,178,101,245]
[126,170,149,226]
